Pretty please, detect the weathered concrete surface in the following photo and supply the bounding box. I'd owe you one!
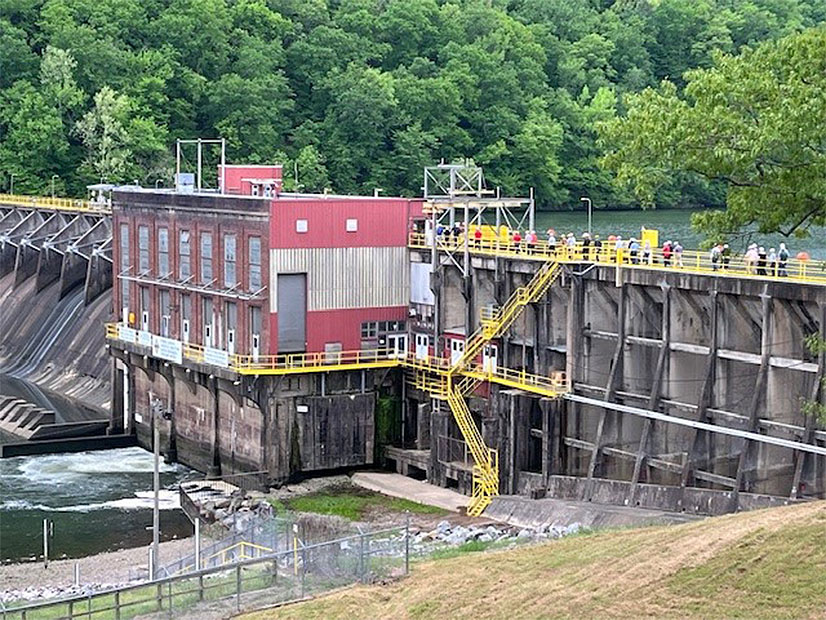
[352,472,468,512]
[0,273,110,413]
[485,495,699,530]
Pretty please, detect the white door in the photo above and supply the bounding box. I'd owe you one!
[182,319,190,344]
[415,333,429,360]
[387,334,408,359]
[450,338,465,366]
[252,333,260,362]
[141,310,149,332]
[482,343,498,373]
[204,323,213,348]
[227,329,236,355]
[161,315,170,337]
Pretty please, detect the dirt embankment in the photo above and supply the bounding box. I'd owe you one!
[246,500,826,620]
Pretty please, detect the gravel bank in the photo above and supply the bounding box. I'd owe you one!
[0,537,196,602]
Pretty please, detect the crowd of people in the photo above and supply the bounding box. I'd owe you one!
[422,222,815,279]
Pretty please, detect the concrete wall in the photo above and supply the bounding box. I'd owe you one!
[406,250,826,515]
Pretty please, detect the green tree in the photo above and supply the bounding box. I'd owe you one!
[599,27,826,239]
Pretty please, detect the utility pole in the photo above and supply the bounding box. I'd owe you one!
[150,397,171,579]
[152,398,161,579]
[581,197,592,236]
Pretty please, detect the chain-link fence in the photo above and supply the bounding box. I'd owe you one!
[0,523,409,620]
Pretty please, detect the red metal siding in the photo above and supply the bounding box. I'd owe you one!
[220,165,283,195]
[268,305,407,354]
[270,197,424,249]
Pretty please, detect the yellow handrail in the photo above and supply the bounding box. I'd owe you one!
[409,232,826,286]
[0,193,110,215]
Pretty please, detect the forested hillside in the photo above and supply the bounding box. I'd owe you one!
[1,0,824,208]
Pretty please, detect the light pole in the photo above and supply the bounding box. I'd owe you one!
[149,398,171,580]
[580,197,592,236]
[51,175,59,198]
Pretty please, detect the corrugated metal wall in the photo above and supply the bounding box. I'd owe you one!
[269,247,408,312]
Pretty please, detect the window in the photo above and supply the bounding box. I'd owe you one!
[346,218,358,232]
[179,230,191,280]
[119,223,130,271]
[138,225,150,273]
[159,289,171,337]
[200,232,213,284]
[158,228,169,277]
[248,236,261,291]
[120,280,130,317]
[224,234,237,287]
[361,321,378,339]
[295,219,308,233]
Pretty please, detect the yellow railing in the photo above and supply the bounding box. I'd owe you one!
[440,258,561,515]
[173,540,274,575]
[0,193,110,215]
[409,232,826,286]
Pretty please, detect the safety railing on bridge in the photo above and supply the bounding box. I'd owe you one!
[408,232,826,286]
[0,192,111,215]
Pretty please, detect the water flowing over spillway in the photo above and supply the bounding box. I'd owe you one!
[0,448,194,563]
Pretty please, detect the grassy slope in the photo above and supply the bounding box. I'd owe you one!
[246,500,826,620]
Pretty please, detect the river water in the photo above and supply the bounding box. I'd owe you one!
[534,209,826,260]
[0,448,194,563]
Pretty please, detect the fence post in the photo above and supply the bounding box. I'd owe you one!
[358,530,365,582]
[114,591,121,620]
[235,564,242,611]
[301,545,307,598]
[405,514,410,575]
[156,584,163,611]
[198,574,204,601]
[167,581,172,617]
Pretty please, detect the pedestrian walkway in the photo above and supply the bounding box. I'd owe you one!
[351,472,468,512]
[409,232,826,286]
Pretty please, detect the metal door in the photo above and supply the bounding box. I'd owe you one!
[182,319,190,344]
[278,273,306,352]
[450,338,465,366]
[387,334,408,359]
[482,343,498,373]
[415,334,429,360]
[227,329,236,355]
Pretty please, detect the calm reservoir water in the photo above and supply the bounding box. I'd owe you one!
[533,209,826,260]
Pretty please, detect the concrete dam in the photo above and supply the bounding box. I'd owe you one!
[2,160,824,517]
[0,196,113,444]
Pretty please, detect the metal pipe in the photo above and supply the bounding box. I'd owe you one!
[565,394,826,456]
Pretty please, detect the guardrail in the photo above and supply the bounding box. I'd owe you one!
[1,523,410,620]
[409,232,826,286]
[0,193,111,215]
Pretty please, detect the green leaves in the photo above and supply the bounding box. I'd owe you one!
[1,0,824,214]
[599,27,826,239]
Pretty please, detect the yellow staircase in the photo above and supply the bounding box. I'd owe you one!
[446,260,561,516]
